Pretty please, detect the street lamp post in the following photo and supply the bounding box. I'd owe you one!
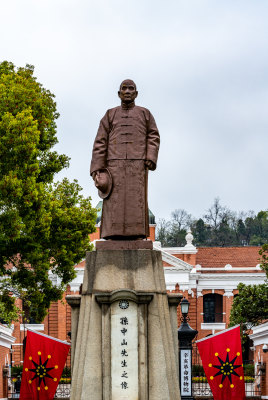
[177,298,198,400]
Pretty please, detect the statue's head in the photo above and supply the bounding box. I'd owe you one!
[118,79,138,104]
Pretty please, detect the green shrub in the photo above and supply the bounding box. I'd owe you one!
[11,365,23,377]
[192,376,254,383]
[192,376,208,382]
[192,364,205,375]
[61,366,71,377]
[59,377,71,384]
[243,364,254,376]
[244,376,254,382]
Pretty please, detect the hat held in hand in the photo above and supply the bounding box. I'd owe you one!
[94,169,113,199]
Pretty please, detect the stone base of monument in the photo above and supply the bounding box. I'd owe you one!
[67,249,182,400]
[95,239,153,250]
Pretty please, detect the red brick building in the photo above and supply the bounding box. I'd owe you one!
[0,220,266,398]
[0,324,15,399]
[162,234,264,340]
[249,322,268,397]
[8,228,264,360]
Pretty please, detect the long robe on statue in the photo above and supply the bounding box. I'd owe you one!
[90,103,160,239]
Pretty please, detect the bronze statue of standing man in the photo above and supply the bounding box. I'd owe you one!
[90,79,160,240]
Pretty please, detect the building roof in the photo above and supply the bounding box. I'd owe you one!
[196,246,262,269]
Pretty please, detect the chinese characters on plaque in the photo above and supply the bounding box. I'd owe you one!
[180,349,192,396]
[111,300,138,400]
[120,308,129,390]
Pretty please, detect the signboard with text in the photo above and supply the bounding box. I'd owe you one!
[111,300,139,400]
[180,349,192,396]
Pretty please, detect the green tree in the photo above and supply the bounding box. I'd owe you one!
[248,211,268,245]
[216,218,237,246]
[229,282,268,335]
[236,219,247,245]
[230,244,268,336]
[156,209,192,247]
[169,209,191,246]
[156,219,170,247]
[203,198,237,246]
[191,218,210,246]
[0,61,96,323]
[156,200,268,247]
[203,197,230,230]
[260,243,268,276]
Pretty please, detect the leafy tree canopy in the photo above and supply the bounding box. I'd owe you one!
[229,245,268,341]
[229,281,268,331]
[0,61,96,323]
[156,197,268,247]
[260,243,268,276]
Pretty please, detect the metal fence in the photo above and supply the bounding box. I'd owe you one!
[7,350,262,399]
[54,384,71,398]
[7,363,71,399]
[192,374,261,398]
[8,384,71,399]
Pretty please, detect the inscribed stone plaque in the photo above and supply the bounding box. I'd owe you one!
[111,300,138,399]
[180,349,191,396]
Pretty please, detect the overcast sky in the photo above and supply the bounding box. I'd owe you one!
[1,0,267,221]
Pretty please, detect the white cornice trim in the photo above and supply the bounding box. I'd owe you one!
[49,267,85,291]
[0,335,16,348]
[195,267,265,271]
[20,324,44,331]
[48,270,62,287]
[0,325,15,348]
[164,269,265,292]
[156,247,193,271]
[69,268,84,291]
[201,323,226,330]
[223,289,234,297]
[0,325,14,335]
[198,273,265,280]
[195,274,264,290]
[161,246,197,255]
[249,322,268,346]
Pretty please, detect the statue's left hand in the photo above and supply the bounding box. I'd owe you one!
[144,160,155,170]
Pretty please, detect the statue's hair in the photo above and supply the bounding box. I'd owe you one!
[119,79,137,90]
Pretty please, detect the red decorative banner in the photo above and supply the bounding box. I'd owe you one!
[20,329,70,400]
[196,325,245,400]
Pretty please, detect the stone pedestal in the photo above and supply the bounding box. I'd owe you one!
[67,249,182,400]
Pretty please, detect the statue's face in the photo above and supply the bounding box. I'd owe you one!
[118,80,138,103]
